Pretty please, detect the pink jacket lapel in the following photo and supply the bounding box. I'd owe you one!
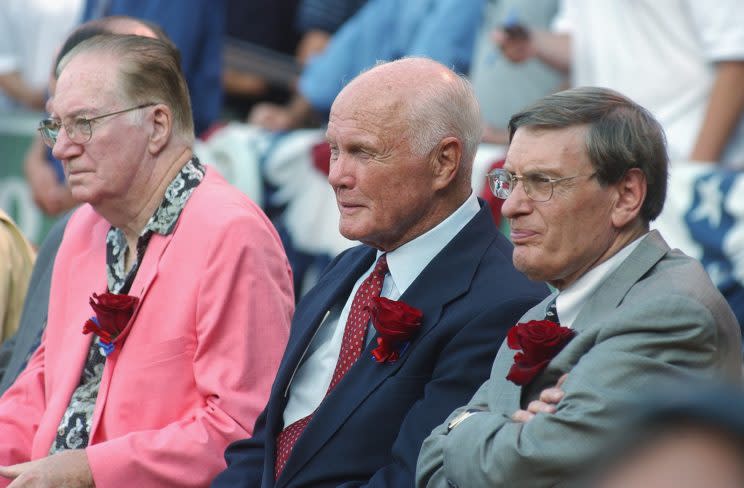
[89,232,173,442]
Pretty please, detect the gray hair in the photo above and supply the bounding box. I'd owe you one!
[508,86,668,222]
[59,34,194,142]
[404,66,483,173]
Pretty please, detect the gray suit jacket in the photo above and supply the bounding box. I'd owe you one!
[0,213,69,395]
[417,231,742,487]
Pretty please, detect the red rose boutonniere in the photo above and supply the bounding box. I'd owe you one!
[366,297,423,363]
[505,320,574,386]
[82,292,139,356]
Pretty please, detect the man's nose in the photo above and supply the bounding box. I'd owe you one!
[328,153,354,189]
[51,126,82,161]
[501,181,532,218]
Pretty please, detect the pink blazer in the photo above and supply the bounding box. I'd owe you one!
[0,169,294,487]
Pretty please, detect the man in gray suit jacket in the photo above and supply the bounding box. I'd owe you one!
[416,86,742,487]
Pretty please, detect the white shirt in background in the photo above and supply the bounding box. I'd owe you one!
[0,0,84,111]
[552,0,744,169]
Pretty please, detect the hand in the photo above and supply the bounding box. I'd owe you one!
[491,28,536,63]
[296,30,331,65]
[0,73,46,111]
[248,103,300,132]
[511,373,568,423]
[0,450,94,487]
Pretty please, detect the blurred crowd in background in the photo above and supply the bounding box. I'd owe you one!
[1,0,743,315]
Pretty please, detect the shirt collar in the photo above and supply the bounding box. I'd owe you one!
[105,157,205,292]
[380,192,480,296]
[143,157,206,236]
[556,233,646,328]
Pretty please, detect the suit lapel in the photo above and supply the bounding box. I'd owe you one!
[43,244,103,445]
[571,231,668,334]
[267,247,376,483]
[279,205,497,485]
[276,247,377,399]
[88,231,175,441]
[37,215,107,452]
[519,231,669,404]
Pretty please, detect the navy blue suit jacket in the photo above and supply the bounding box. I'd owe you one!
[212,203,549,487]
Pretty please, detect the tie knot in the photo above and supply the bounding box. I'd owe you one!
[373,254,389,277]
[544,297,559,324]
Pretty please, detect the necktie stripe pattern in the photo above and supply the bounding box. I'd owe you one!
[274,254,389,479]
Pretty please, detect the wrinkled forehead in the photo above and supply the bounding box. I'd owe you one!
[505,125,591,172]
[52,52,120,115]
[330,80,410,128]
[327,101,409,151]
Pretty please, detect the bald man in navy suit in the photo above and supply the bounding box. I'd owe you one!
[212,57,548,488]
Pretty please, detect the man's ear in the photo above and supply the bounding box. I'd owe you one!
[611,168,646,228]
[431,137,462,191]
[148,104,172,154]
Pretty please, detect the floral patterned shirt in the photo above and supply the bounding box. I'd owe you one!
[49,158,205,454]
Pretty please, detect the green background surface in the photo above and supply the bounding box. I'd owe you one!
[0,110,62,245]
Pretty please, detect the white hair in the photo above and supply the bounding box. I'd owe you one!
[402,63,483,169]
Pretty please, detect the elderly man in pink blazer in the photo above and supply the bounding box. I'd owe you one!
[0,35,294,487]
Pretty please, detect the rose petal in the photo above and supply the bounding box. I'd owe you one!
[505,320,574,386]
[506,357,550,386]
[84,292,139,346]
[368,297,423,340]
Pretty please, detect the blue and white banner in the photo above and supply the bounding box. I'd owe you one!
[653,161,744,325]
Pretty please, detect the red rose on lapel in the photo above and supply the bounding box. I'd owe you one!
[82,292,139,355]
[366,297,423,363]
[505,320,574,386]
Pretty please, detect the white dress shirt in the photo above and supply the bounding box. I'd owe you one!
[283,193,481,426]
[555,234,646,329]
[0,0,83,110]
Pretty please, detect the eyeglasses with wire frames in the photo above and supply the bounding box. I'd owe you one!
[37,103,156,148]
[487,168,597,202]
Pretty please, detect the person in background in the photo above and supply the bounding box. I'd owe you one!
[249,0,485,132]
[492,0,744,169]
[82,0,225,137]
[470,0,561,145]
[293,0,368,64]
[222,0,368,120]
[0,214,66,395]
[588,384,744,488]
[222,0,302,120]
[0,0,83,111]
[0,35,293,487]
[0,210,35,343]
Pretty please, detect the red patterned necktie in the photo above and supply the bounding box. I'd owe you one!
[274,254,389,479]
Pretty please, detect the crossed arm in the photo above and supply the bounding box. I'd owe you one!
[416,296,731,487]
